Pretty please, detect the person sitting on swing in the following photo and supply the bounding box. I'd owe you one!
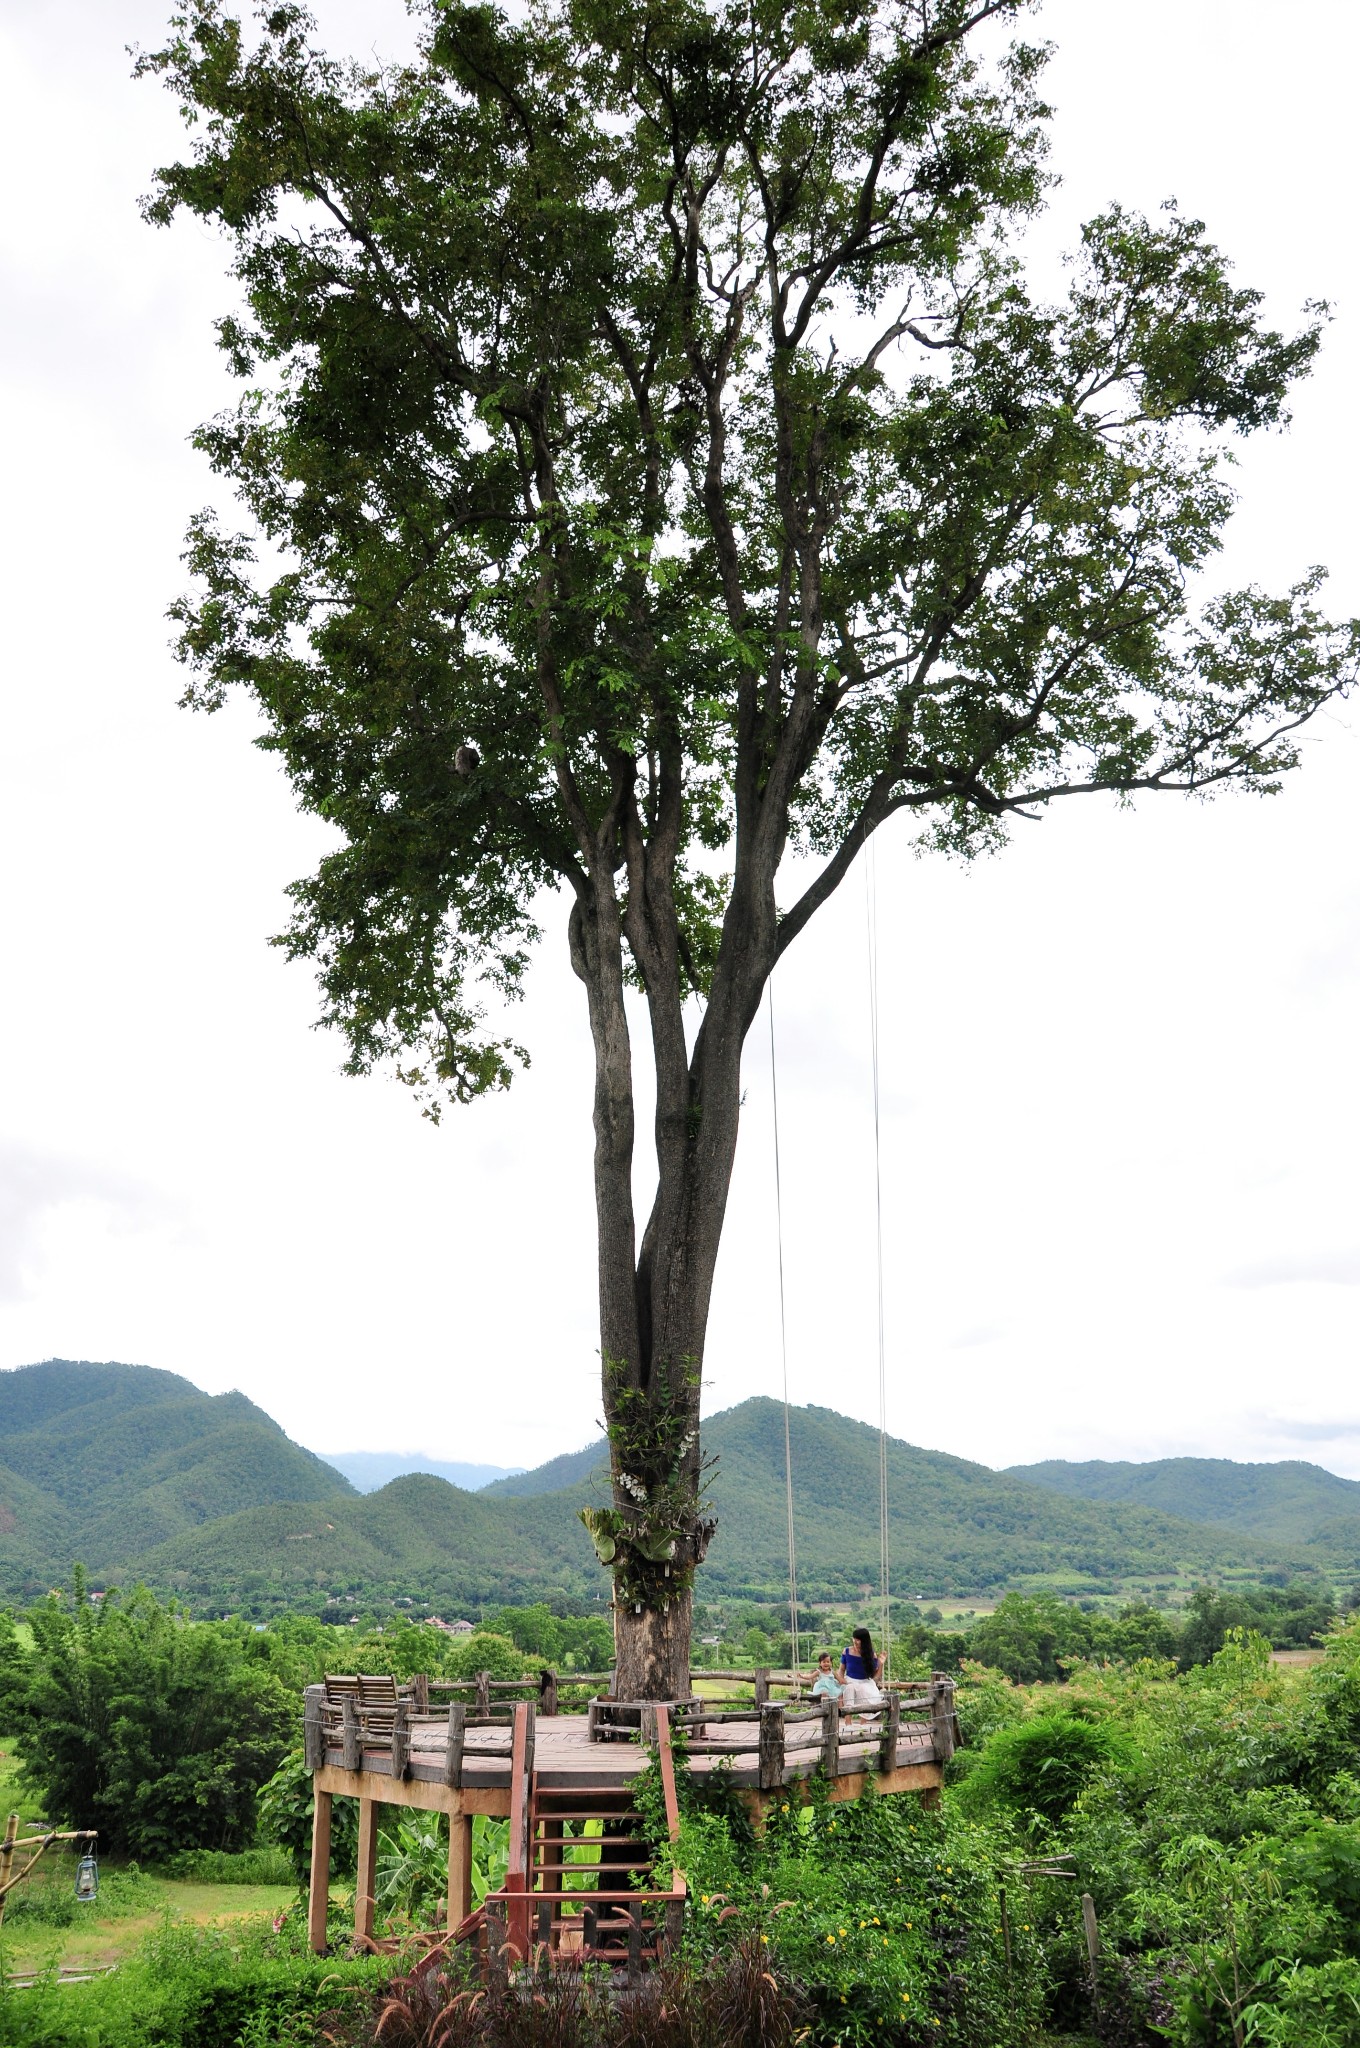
[810,1651,844,1701]
[840,1627,883,1710]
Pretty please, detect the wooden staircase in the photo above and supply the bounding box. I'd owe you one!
[481,1703,686,1980]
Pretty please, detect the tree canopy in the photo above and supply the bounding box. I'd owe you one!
[139,0,1357,1694]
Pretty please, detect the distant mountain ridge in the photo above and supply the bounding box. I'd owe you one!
[1007,1455,1360,1552]
[1,1359,1353,1613]
[325,1451,526,1493]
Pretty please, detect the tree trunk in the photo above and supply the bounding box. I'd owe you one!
[575,863,770,1701]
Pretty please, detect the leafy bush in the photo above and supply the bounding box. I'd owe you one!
[443,1631,533,1682]
[0,1858,164,1928]
[8,1584,294,1858]
[161,1844,295,1885]
[957,1708,1126,1829]
[0,1916,392,2047]
[259,1747,359,1886]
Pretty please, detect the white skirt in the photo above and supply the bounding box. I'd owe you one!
[840,1677,882,1710]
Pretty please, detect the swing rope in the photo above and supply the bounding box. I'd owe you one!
[865,839,891,1676]
[768,977,801,1677]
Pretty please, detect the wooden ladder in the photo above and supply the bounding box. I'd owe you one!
[484,1703,686,1980]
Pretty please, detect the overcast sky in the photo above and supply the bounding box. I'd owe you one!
[1,1,1356,1483]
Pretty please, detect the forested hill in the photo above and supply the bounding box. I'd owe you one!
[0,1358,354,1596]
[1,1360,1348,1613]
[98,1399,1333,1616]
[1009,1454,1360,1552]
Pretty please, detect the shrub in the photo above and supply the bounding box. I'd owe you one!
[161,1845,295,1885]
[957,1708,1125,1829]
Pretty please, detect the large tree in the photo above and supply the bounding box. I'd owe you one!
[141,0,1356,1697]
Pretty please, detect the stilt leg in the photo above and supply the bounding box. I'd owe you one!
[447,1812,472,1934]
[308,1788,333,1953]
[355,1795,378,1943]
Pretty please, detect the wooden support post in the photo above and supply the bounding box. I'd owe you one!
[930,1673,956,1762]
[341,1696,361,1772]
[486,1904,509,1987]
[753,1666,770,1708]
[539,1815,563,1930]
[627,1897,643,1982]
[539,1669,559,1717]
[303,1685,325,1771]
[391,1699,410,1781]
[475,1670,491,1718]
[354,1795,379,1943]
[1082,1890,1101,2011]
[758,1701,785,1791]
[443,1700,466,1788]
[506,1702,533,1959]
[447,1813,472,1933]
[587,1695,602,1741]
[409,1673,429,1714]
[820,1693,840,1779]
[639,1703,658,1746]
[0,1813,17,1932]
[878,1691,902,1772]
[307,1788,333,1953]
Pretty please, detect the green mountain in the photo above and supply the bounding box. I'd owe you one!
[0,1359,355,1598]
[114,1399,1315,1615]
[2,1362,1341,1615]
[1008,1455,1360,1555]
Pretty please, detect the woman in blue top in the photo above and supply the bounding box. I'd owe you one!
[840,1627,883,1709]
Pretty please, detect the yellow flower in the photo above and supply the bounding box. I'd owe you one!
[827,1934,836,1945]
[946,1865,952,1873]
[839,1928,847,1936]
[702,1895,710,1905]
[781,1802,789,1811]
[902,1993,910,2003]
[882,1937,889,1948]
[872,1917,880,1925]
[859,1921,866,1929]
[760,1935,769,1945]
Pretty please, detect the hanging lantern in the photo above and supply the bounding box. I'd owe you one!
[75,1852,99,1902]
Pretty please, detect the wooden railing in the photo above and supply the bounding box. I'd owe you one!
[305,1670,959,1791]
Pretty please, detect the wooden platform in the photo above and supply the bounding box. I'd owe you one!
[302,1676,957,1953]
[313,1704,940,1799]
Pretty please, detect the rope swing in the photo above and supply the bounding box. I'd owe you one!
[865,838,891,1675]
[768,975,801,1676]
[768,836,893,1685]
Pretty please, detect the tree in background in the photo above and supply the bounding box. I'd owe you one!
[140,0,1357,1697]
[11,1583,294,1858]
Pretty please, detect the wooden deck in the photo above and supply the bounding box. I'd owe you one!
[312,1702,942,1797]
[303,1675,958,1954]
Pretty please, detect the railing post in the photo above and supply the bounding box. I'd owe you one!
[820,1693,840,1779]
[391,1698,410,1780]
[758,1701,785,1791]
[753,1666,770,1708]
[475,1670,491,1718]
[930,1673,956,1762]
[539,1668,559,1717]
[303,1684,325,1770]
[341,1696,361,1773]
[443,1700,466,1788]
[878,1692,901,1773]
